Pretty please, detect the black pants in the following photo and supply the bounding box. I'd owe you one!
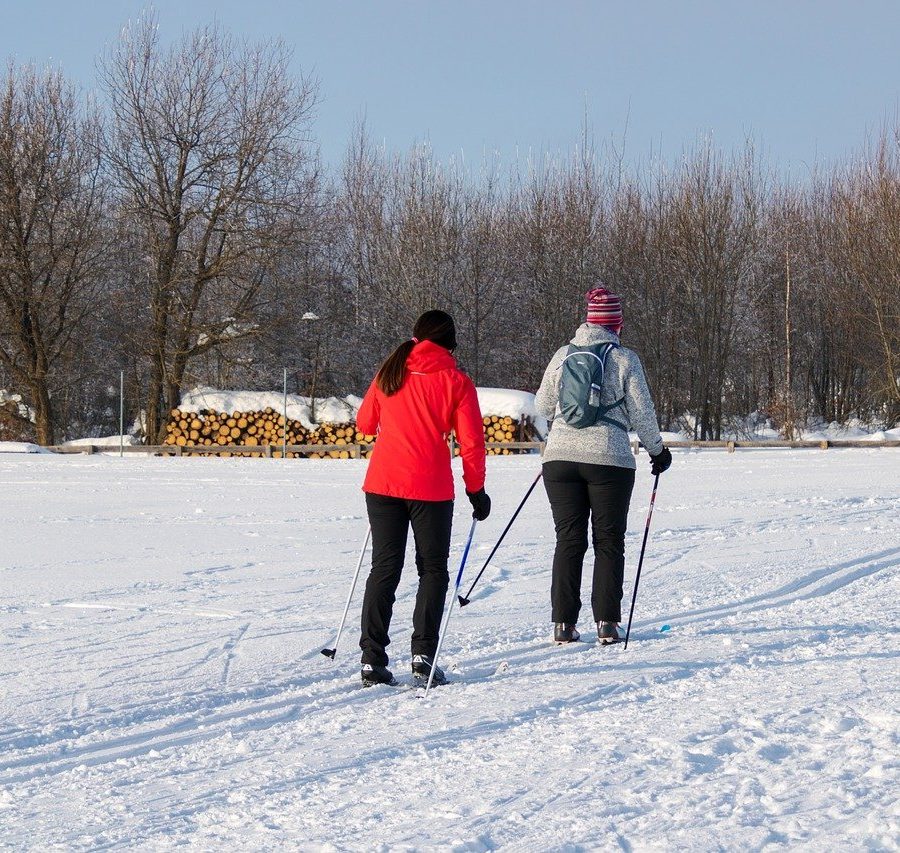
[542,461,635,624]
[359,493,454,667]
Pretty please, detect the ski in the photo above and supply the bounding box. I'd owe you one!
[351,660,510,694]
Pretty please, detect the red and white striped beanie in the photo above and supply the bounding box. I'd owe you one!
[586,287,623,333]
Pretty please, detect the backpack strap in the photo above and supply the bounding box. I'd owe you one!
[593,343,628,432]
[553,345,576,419]
[558,345,608,370]
[595,398,628,431]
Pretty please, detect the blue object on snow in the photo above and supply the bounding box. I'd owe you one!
[659,624,671,632]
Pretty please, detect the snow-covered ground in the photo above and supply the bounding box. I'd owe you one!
[0,450,897,850]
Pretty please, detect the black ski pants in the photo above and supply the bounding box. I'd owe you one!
[359,493,454,667]
[542,460,635,624]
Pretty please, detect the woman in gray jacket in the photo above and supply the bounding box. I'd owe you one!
[535,287,672,645]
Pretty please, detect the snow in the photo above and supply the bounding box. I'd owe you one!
[799,421,900,442]
[861,428,900,441]
[178,385,360,430]
[177,385,545,433]
[166,387,900,445]
[0,441,50,454]
[678,412,900,442]
[477,387,547,437]
[475,387,539,419]
[63,435,140,449]
[0,450,898,849]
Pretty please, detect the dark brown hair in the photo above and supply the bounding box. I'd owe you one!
[375,310,458,396]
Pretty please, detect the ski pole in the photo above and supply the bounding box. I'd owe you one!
[623,474,660,650]
[458,471,542,607]
[321,525,371,660]
[424,518,477,697]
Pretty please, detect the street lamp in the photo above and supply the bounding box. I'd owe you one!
[302,312,321,423]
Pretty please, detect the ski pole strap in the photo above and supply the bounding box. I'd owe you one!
[459,470,543,605]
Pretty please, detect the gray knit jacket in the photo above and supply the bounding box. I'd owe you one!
[534,324,664,470]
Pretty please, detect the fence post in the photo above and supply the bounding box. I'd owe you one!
[119,370,125,459]
[282,368,288,461]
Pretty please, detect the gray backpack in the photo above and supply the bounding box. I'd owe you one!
[557,342,626,429]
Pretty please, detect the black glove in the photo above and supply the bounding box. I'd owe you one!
[650,446,672,476]
[466,488,491,521]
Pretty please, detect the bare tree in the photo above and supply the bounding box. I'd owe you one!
[750,189,809,437]
[508,145,607,387]
[99,15,319,442]
[604,176,682,428]
[665,143,762,439]
[450,163,511,384]
[828,136,900,424]
[339,131,464,361]
[0,64,107,444]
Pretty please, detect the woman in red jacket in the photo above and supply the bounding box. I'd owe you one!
[356,310,490,687]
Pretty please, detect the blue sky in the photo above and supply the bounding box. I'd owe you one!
[3,1,900,174]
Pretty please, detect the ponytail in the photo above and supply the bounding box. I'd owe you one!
[375,310,458,396]
[375,340,416,396]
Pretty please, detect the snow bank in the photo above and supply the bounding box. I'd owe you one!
[477,387,548,437]
[64,436,140,448]
[0,441,50,454]
[178,386,359,430]
[673,412,898,442]
[855,427,900,442]
[177,387,896,443]
[476,387,538,419]
[801,420,900,441]
[178,386,545,432]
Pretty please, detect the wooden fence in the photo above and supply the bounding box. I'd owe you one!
[48,438,900,456]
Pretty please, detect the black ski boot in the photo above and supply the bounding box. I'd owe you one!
[361,663,398,687]
[597,622,623,645]
[554,623,580,643]
[411,655,448,687]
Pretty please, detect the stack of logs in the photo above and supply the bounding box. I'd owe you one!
[164,408,375,458]
[163,409,539,457]
[465,414,536,456]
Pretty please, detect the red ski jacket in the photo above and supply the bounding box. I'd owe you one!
[357,341,486,502]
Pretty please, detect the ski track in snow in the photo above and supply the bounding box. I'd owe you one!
[0,451,898,851]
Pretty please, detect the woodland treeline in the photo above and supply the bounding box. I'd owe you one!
[1,17,898,444]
